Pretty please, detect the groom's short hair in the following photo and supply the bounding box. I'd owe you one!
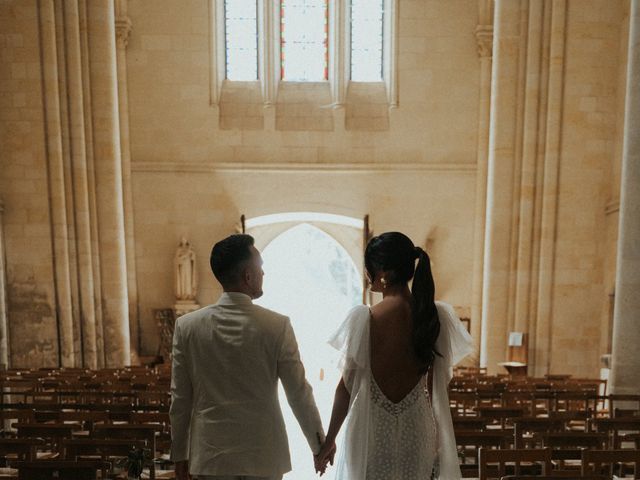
[210,234,255,286]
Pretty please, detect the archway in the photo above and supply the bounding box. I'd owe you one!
[255,223,362,479]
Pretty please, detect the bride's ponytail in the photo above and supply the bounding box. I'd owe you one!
[411,247,441,373]
[364,232,441,373]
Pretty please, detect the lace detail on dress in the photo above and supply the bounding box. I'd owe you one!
[366,373,438,480]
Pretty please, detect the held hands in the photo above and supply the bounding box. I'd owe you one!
[314,439,336,476]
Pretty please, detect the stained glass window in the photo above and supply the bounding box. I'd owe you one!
[350,0,384,81]
[280,0,329,81]
[224,0,258,81]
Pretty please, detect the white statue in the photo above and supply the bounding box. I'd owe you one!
[174,237,197,301]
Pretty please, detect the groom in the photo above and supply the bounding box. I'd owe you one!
[170,234,325,480]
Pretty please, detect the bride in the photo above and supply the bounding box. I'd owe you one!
[315,232,473,480]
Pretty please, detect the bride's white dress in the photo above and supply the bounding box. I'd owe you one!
[328,301,473,480]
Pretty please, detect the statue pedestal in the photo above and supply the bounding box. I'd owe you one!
[174,300,200,317]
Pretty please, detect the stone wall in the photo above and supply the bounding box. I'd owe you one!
[131,166,477,355]
[0,0,631,377]
[0,1,59,367]
[126,0,482,356]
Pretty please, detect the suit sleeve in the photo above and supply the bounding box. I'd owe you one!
[169,319,193,462]
[277,318,325,454]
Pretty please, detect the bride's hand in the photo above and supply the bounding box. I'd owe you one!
[314,440,336,476]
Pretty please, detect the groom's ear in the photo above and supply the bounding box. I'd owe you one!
[241,266,251,284]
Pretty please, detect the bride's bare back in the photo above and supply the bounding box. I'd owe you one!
[370,295,425,403]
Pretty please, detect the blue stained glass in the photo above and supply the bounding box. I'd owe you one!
[350,0,384,81]
[225,0,258,81]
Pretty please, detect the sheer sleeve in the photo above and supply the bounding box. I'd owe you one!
[328,305,370,392]
[327,304,371,480]
[432,301,474,479]
[328,304,370,368]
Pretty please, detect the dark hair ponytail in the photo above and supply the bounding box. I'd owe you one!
[364,232,440,374]
[411,247,441,373]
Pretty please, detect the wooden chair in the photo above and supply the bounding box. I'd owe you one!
[450,391,478,416]
[0,438,45,461]
[538,432,607,472]
[501,392,535,416]
[531,391,555,416]
[590,417,640,448]
[63,438,147,480]
[0,410,34,437]
[456,431,511,477]
[478,407,524,429]
[513,417,565,448]
[131,412,171,455]
[14,460,110,480]
[92,424,158,479]
[554,391,599,413]
[63,438,146,459]
[33,410,109,431]
[12,423,81,455]
[537,431,608,449]
[624,433,640,449]
[549,410,591,432]
[479,448,552,480]
[581,449,640,479]
[609,394,640,418]
[615,407,640,418]
[454,417,487,432]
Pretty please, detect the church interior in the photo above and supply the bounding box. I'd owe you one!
[1,0,639,478]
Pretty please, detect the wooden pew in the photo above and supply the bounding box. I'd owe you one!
[581,449,640,479]
[14,460,110,480]
[478,447,552,480]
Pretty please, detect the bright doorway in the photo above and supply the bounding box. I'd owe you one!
[255,223,362,480]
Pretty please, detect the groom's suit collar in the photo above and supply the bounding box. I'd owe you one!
[216,291,253,306]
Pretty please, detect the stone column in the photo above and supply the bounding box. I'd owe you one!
[512,1,545,337]
[115,1,140,364]
[0,200,8,369]
[54,1,83,364]
[78,0,106,367]
[610,0,640,396]
[480,0,524,373]
[88,0,130,366]
[533,0,567,377]
[38,0,76,367]
[470,0,493,358]
[64,0,99,368]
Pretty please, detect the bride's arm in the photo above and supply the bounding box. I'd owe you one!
[325,377,350,444]
[315,377,350,472]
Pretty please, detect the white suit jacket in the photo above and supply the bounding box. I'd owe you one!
[169,292,324,477]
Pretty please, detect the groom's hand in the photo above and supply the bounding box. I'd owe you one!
[314,440,336,476]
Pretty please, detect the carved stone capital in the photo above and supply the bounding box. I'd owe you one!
[475,24,494,58]
[115,16,132,49]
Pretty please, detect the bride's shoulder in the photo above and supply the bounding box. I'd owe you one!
[371,296,411,320]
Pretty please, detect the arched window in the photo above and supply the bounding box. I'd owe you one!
[255,223,361,479]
